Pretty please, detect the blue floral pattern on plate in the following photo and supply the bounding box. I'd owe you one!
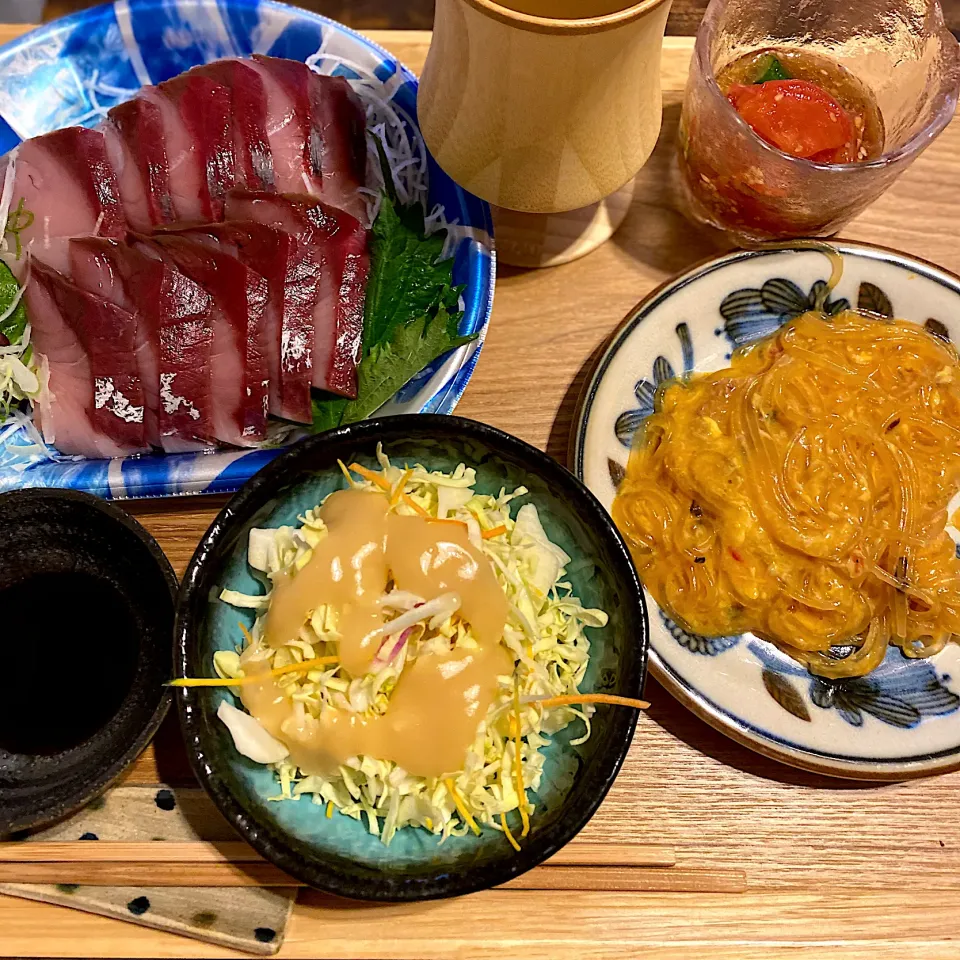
[615,322,692,449]
[0,0,495,500]
[659,609,741,657]
[576,243,960,777]
[748,641,960,729]
[720,278,849,349]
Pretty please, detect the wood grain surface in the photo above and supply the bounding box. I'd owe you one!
[0,863,743,894]
[0,840,676,867]
[3,21,960,960]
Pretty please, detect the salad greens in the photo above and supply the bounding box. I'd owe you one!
[0,260,27,348]
[338,306,471,424]
[0,258,37,422]
[311,154,475,433]
[213,450,609,847]
[364,187,463,348]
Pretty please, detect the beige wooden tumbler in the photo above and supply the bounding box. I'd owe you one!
[418,0,673,267]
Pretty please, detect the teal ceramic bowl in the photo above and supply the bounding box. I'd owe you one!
[175,415,647,900]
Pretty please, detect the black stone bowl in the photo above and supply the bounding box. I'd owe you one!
[0,488,176,835]
[176,415,648,901]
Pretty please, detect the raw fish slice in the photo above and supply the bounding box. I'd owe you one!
[248,57,367,218]
[128,241,218,452]
[143,235,269,446]
[99,124,145,233]
[157,73,235,221]
[246,56,321,196]
[334,220,370,395]
[104,97,175,229]
[2,127,126,278]
[69,238,160,447]
[160,225,275,425]
[173,220,317,423]
[68,237,136,311]
[28,261,147,457]
[225,190,367,398]
[70,237,216,452]
[139,75,234,224]
[138,86,205,224]
[312,74,367,221]
[190,60,274,192]
[25,279,112,458]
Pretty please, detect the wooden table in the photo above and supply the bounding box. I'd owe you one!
[4,22,960,960]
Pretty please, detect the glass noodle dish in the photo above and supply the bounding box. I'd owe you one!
[177,450,646,846]
[614,302,960,681]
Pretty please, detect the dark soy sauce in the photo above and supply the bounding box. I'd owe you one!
[0,571,139,754]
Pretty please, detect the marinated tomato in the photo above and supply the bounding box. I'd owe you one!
[727,80,856,163]
[676,47,886,240]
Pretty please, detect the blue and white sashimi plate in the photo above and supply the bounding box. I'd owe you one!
[575,242,960,779]
[0,0,494,499]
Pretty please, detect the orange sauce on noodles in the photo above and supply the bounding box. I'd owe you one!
[613,311,960,678]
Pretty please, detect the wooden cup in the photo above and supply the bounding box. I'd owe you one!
[419,0,673,266]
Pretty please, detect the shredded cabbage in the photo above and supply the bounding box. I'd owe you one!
[217,700,289,765]
[216,446,609,847]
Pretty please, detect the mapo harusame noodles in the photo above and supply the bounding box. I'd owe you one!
[613,309,960,679]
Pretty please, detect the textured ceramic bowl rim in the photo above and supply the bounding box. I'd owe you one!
[0,488,176,832]
[572,239,960,781]
[459,0,671,36]
[175,414,648,899]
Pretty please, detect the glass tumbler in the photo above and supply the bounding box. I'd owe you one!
[677,0,960,244]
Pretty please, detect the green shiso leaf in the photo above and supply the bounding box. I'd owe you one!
[311,174,475,432]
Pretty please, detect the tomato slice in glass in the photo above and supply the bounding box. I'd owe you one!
[727,80,855,161]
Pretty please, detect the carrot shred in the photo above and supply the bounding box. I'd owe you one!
[513,684,530,838]
[402,493,431,518]
[348,462,391,491]
[348,462,431,517]
[533,694,651,710]
[482,524,508,540]
[427,517,469,528]
[445,778,481,836]
[390,468,413,507]
[500,812,521,852]
[170,656,340,688]
[271,656,340,676]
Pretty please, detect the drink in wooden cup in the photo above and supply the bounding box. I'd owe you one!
[419,0,673,266]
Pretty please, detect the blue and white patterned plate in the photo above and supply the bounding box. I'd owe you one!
[575,242,960,780]
[0,0,494,499]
